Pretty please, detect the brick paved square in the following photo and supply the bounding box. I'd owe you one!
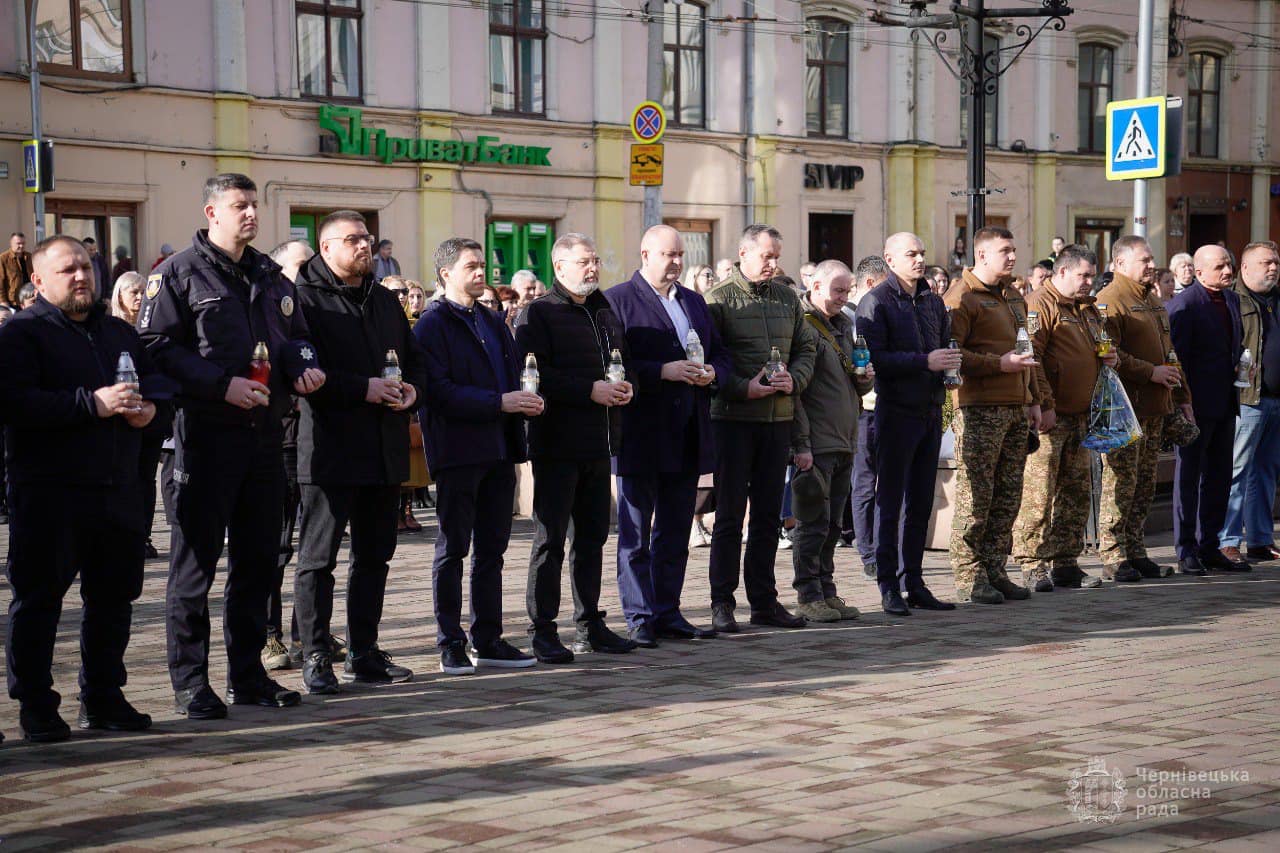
[2,511,1278,850]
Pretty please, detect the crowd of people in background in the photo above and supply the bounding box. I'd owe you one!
[3,172,1277,746]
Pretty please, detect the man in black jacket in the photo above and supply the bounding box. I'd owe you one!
[140,174,326,719]
[416,237,542,676]
[0,236,174,742]
[292,211,426,693]
[515,233,637,663]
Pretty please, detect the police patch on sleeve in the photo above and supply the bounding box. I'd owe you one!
[281,295,295,317]
[146,274,162,300]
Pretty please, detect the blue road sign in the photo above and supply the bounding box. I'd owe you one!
[23,140,39,193]
[1105,97,1166,181]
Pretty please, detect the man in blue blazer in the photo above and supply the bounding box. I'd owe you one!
[605,225,731,645]
[415,237,544,675]
[1168,244,1250,575]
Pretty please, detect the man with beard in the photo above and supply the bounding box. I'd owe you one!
[704,224,816,632]
[515,233,637,662]
[605,224,728,645]
[1096,236,1192,580]
[857,233,958,614]
[0,236,173,741]
[944,227,1041,604]
[140,174,326,719]
[291,211,426,693]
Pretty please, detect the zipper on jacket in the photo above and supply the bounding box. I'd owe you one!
[575,301,613,457]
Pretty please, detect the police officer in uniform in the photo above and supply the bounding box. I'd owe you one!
[1,236,174,742]
[140,174,325,719]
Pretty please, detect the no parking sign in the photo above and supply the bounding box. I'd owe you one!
[630,102,667,144]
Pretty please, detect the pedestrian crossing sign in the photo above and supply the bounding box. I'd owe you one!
[1105,97,1166,181]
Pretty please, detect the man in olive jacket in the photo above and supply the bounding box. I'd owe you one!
[789,261,873,624]
[705,224,816,633]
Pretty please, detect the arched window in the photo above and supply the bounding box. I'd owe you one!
[805,17,849,137]
[1187,52,1222,158]
[663,1,706,128]
[1077,42,1113,153]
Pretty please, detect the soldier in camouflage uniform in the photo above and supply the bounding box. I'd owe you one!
[1013,246,1115,591]
[944,228,1041,604]
[1095,236,1191,582]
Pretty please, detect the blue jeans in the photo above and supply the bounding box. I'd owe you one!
[1220,397,1280,548]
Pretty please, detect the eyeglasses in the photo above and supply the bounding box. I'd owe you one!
[478,298,500,308]
[323,233,374,247]
[387,288,408,295]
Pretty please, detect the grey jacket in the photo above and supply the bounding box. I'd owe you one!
[705,264,816,423]
[792,295,874,457]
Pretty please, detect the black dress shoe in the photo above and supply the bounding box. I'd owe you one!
[1247,544,1280,562]
[226,677,301,708]
[174,684,228,719]
[20,706,70,743]
[1130,557,1172,578]
[655,615,716,640]
[573,617,638,654]
[628,624,659,648]
[144,541,159,559]
[748,603,806,628]
[905,586,956,611]
[1178,555,1207,576]
[531,632,575,664]
[881,589,911,616]
[1204,551,1251,572]
[711,603,739,634]
[78,695,152,732]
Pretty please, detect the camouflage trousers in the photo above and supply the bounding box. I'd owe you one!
[1013,413,1091,572]
[949,405,1028,593]
[1099,415,1167,566]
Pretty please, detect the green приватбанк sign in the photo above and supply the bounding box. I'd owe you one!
[318,105,551,168]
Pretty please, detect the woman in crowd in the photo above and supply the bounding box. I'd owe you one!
[111,270,163,558]
[405,281,428,320]
[682,264,715,294]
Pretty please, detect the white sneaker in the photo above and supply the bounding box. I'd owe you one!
[778,530,793,551]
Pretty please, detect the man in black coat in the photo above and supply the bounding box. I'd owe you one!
[140,174,326,720]
[292,211,427,693]
[415,237,542,676]
[515,233,637,663]
[0,236,174,742]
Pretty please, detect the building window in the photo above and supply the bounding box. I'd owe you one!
[1187,52,1221,159]
[960,34,1000,147]
[297,0,363,100]
[1077,42,1113,153]
[31,0,132,81]
[666,218,714,269]
[805,18,849,138]
[490,0,546,115]
[663,1,706,128]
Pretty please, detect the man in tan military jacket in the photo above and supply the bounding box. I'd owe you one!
[944,227,1041,604]
[1095,235,1192,582]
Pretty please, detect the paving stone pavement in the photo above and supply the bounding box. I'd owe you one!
[2,507,1279,851]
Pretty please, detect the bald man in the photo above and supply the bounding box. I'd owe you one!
[605,226,730,643]
[855,232,958,615]
[1167,245,1249,575]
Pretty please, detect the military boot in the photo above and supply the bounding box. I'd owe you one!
[1022,566,1054,593]
[988,563,1031,600]
[957,578,1005,604]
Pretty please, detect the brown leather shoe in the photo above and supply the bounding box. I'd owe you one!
[1220,546,1249,568]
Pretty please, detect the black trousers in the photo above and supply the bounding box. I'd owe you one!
[433,462,516,648]
[138,433,164,543]
[874,408,943,594]
[526,457,611,634]
[268,444,301,644]
[166,415,285,692]
[7,483,145,710]
[851,410,878,566]
[708,420,790,611]
[294,483,400,658]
